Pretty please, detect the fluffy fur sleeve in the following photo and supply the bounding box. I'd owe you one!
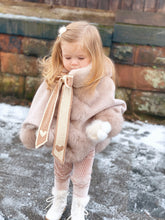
[92,72,126,137]
[20,124,37,149]
[20,122,56,149]
[19,81,55,149]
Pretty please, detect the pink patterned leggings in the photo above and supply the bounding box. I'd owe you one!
[54,150,95,197]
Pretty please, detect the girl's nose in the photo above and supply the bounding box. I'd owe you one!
[71,59,78,65]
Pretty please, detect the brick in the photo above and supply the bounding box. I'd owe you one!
[0,34,22,54]
[116,10,165,27]
[157,0,165,13]
[25,76,41,100]
[132,91,165,117]
[103,47,110,57]
[24,0,44,2]
[109,0,120,11]
[132,0,145,11]
[144,0,156,12]
[76,0,86,8]
[98,0,109,10]
[115,64,136,89]
[111,44,134,65]
[0,14,69,40]
[141,67,165,91]
[66,0,76,7]
[134,45,165,67]
[22,37,53,57]
[0,73,25,98]
[0,52,1,72]
[62,0,67,5]
[98,26,113,47]
[120,0,132,10]
[1,52,39,76]
[113,24,165,47]
[116,64,165,91]
[58,0,67,5]
[87,0,98,9]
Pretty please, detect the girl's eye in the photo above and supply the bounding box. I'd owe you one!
[79,57,85,60]
[65,57,71,60]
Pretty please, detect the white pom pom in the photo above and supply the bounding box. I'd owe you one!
[97,130,107,141]
[58,26,67,37]
[100,121,111,133]
[86,120,111,142]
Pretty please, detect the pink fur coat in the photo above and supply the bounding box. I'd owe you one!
[20,63,126,163]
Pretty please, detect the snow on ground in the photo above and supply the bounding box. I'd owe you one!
[0,103,29,144]
[0,103,164,153]
[114,120,165,153]
[0,103,165,220]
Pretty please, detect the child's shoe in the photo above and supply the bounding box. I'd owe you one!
[45,187,68,220]
[68,195,89,220]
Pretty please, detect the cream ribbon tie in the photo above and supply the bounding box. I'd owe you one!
[35,74,73,164]
[62,74,73,88]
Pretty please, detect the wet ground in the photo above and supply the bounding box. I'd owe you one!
[0,103,165,220]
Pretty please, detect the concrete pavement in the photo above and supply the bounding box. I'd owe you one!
[0,103,165,220]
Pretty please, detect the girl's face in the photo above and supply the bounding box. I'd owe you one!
[61,41,91,72]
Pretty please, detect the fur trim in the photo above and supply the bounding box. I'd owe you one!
[19,126,36,149]
[51,187,68,197]
[72,195,90,207]
[71,195,90,220]
[69,64,92,88]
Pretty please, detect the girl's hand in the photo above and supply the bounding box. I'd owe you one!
[86,120,111,142]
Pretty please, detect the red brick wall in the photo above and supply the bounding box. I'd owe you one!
[110,10,165,121]
[114,45,165,91]
[0,34,53,99]
[0,11,165,122]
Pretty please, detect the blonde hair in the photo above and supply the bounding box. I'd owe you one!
[41,21,115,89]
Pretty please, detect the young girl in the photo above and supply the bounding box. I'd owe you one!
[20,21,126,220]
